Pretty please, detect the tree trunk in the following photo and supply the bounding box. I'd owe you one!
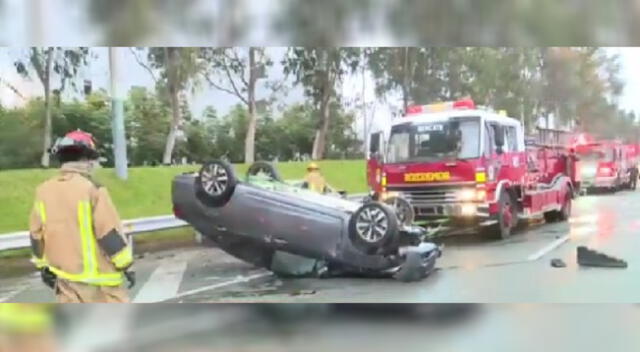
[41,48,54,168]
[312,49,333,160]
[402,47,410,113]
[244,47,258,164]
[312,77,332,160]
[162,48,181,165]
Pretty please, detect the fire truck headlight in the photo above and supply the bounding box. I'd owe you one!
[457,189,477,201]
[460,203,477,216]
[581,165,597,176]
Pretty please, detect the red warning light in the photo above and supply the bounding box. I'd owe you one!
[453,98,475,110]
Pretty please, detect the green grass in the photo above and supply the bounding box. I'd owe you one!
[0,160,367,234]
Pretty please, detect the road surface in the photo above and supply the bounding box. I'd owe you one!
[2,189,640,303]
[50,304,640,351]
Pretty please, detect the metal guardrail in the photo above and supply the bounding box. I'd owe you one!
[0,215,188,252]
[0,193,369,252]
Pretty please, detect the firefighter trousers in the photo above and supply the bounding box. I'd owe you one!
[55,279,130,303]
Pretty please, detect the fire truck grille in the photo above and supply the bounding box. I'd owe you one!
[388,186,461,206]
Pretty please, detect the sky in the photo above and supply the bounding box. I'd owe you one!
[1,47,640,140]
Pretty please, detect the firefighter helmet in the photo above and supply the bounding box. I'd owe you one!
[307,162,320,171]
[51,129,99,161]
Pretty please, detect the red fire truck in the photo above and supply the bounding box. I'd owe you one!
[367,98,576,239]
[571,134,634,193]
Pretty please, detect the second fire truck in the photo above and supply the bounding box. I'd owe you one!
[367,98,576,239]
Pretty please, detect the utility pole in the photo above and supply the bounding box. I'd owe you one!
[109,47,128,180]
[362,53,368,156]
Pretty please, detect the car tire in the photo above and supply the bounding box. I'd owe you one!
[195,160,238,207]
[383,196,415,227]
[349,202,399,254]
[246,161,283,182]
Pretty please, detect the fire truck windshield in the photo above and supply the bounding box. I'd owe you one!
[386,119,481,163]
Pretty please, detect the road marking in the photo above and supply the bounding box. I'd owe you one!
[166,271,272,301]
[527,235,570,262]
[133,261,188,303]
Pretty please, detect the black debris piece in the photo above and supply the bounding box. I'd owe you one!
[577,246,627,268]
[550,258,566,268]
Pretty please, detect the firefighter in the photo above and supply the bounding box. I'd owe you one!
[0,304,56,352]
[302,162,335,194]
[29,130,135,303]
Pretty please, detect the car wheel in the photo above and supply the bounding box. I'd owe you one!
[246,161,283,182]
[196,160,237,207]
[383,196,415,227]
[349,202,398,253]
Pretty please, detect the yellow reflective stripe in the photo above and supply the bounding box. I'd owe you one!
[37,201,46,223]
[78,203,91,275]
[31,256,48,269]
[112,245,133,269]
[0,304,53,332]
[83,201,99,275]
[48,266,123,287]
[63,201,125,286]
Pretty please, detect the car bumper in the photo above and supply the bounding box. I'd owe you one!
[413,203,491,220]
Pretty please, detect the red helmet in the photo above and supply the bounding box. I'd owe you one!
[51,130,99,160]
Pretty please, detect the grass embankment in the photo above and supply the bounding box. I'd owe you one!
[0,160,367,234]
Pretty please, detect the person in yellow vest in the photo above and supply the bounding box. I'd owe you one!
[302,162,336,194]
[29,130,135,303]
[0,304,57,352]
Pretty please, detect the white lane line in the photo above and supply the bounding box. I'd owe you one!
[527,235,570,262]
[166,271,272,301]
[133,261,189,303]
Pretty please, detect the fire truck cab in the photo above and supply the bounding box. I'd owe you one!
[573,136,633,193]
[367,98,574,240]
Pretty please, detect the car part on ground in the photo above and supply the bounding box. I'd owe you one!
[173,160,442,282]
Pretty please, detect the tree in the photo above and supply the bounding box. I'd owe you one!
[283,47,360,159]
[126,86,171,165]
[85,0,213,45]
[14,47,89,167]
[201,47,274,163]
[274,0,373,45]
[144,47,204,164]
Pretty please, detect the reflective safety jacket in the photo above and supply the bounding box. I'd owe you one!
[29,164,133,287]
[0,304,54,333]
[303,171,328,194]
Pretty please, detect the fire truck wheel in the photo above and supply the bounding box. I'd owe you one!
[195,160,238,207]
[383,196,415,227]
[558,193,572,221]
[484,191,515,240]
[349,202,399,254]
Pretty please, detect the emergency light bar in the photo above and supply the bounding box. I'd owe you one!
[406,98,476,116]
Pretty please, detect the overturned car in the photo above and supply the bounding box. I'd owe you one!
[171,160,441,282]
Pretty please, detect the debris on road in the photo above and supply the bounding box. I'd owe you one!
[577,246,628,268]
[550,258,566,268]
[290,290,317,296]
